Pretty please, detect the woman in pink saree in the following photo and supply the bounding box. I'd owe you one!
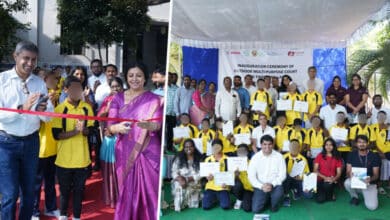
[108,63,163,220]
[189,79,215,126]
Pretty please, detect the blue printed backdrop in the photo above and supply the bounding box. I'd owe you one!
[313,48,347,99]
[182,46,219,89]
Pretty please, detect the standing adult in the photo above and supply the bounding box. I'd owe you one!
[0,41,54,220]
[319,93,347,130]
[174,75,195,117]
[233,75,250,113]
[215,77,242,121]
[367,94,390,125]
[345,74,369,124]
[165,72,179,152]
[248,135,286,213]
[302,66,324,94]
[88,59,106,93]
[108,63,163,220]
[151,66,166,97]
[95,64,119,107]
[244,74,257,96]
[189,79,213,126]
[325,76,347,105]
[344,135,380,210]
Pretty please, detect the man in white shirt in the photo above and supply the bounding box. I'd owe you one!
[0,41,54,220]
[94,64,118,107]
[244,74,257,96]
[215,76,242,121]
[88,59,106,93]
[248,135,286,213]
[302,66,324,94]
[368,94,390,125]
[251,114,275,152]
[319,93,347,130]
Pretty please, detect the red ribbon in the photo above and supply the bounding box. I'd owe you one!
[0,107,161,123]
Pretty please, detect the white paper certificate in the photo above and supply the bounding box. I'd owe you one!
[234,133,251,145]
[293,101,309,113]
[289,160,306,177]
[173,127,190,139]
[331,128,348,141]
[276,99,292,111]
[222,121,234,137]
[192,138,203,154]
[351,167,368,189]
[252,101,267,112]
[214,172,235,186]
[303,173,317,191]
[227,157,248,171]
[206,141,212,156]
[199,162,220,177]
[311,148,322,159]
[279,92,288,99]
[282,140,290,152]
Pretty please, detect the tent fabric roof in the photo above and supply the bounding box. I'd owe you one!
[171,0,386,43]
[148,2,170,23]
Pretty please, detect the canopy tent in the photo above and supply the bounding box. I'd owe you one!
[171,0,386,48]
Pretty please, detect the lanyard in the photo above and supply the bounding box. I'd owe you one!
[358,151,368,168]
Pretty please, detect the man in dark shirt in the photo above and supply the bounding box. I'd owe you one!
[344,135,380,210]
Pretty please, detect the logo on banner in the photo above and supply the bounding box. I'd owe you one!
[288,50,305,57]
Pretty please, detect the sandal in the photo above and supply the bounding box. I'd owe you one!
[378,187,387,195]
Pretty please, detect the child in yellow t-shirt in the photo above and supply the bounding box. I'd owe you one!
[231,144,253,212]
[52,76,95,219]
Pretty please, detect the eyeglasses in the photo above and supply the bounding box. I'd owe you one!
[21,81,30,95]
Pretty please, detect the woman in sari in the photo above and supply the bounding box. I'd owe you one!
[189,79,214,126]
[97,77,124,208]
[108,63,163,220]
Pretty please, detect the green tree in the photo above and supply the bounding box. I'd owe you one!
[56,0,149,61]
[347,21,390,99]
[0,0,29,62]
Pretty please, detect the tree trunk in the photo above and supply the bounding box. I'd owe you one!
[97,42,102,61]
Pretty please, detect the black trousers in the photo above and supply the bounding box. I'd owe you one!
[165,115,177,151]
[316,181,335,203]
[231,178,253,212]
[56,166,89,218]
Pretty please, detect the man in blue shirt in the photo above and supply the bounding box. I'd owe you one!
[234,75,250,113]
[174,75,194,117]
[165,72,179,151]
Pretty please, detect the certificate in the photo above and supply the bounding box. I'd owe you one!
[310,148,322,159]
[192,138,203,154]
[303,173,317,192]
[289,160,306,177]
[222,120,234,137]
[173,127,190,139]
[206,141,213,156]
[331,128,348,141]
[279,92,288,99]
[293,101,309,113]
[252,101,267,112]
[282,140,290,152]
[199,162,220,177]
[276,99,292,111]
[227,157,248,171]
[253,214,270,220]
[214,172,235,186]
[234,133,251,145]
[351,167,368,189]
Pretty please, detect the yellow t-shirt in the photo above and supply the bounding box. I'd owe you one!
[52,99,94,168]
[283,153,310,178]
[274,125,292,151]
[284,93,302,125]
[250,90,273,120]
[287,128,307,147]
[349,124,375,142]
[301,91,323,121]
[175,123,199,151]
[216,130,237,154]
[205,154,229,191]
[238,159,253,192]
[304,128,325,150]
[39,121,57,158]
[197,129,216,153]
[371,124,390,153]
[234,124,254,135]
[329,124,351,152]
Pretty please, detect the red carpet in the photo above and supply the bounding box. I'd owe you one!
[37,171,115,220]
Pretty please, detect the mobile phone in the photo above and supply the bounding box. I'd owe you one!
[35,95,49,110]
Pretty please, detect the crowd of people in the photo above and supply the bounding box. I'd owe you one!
[164,66,390,214]
[0,41,164,220]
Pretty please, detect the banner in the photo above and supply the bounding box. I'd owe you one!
[218,49,313,89]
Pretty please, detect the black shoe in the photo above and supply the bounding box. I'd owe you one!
[349,197,359,206]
